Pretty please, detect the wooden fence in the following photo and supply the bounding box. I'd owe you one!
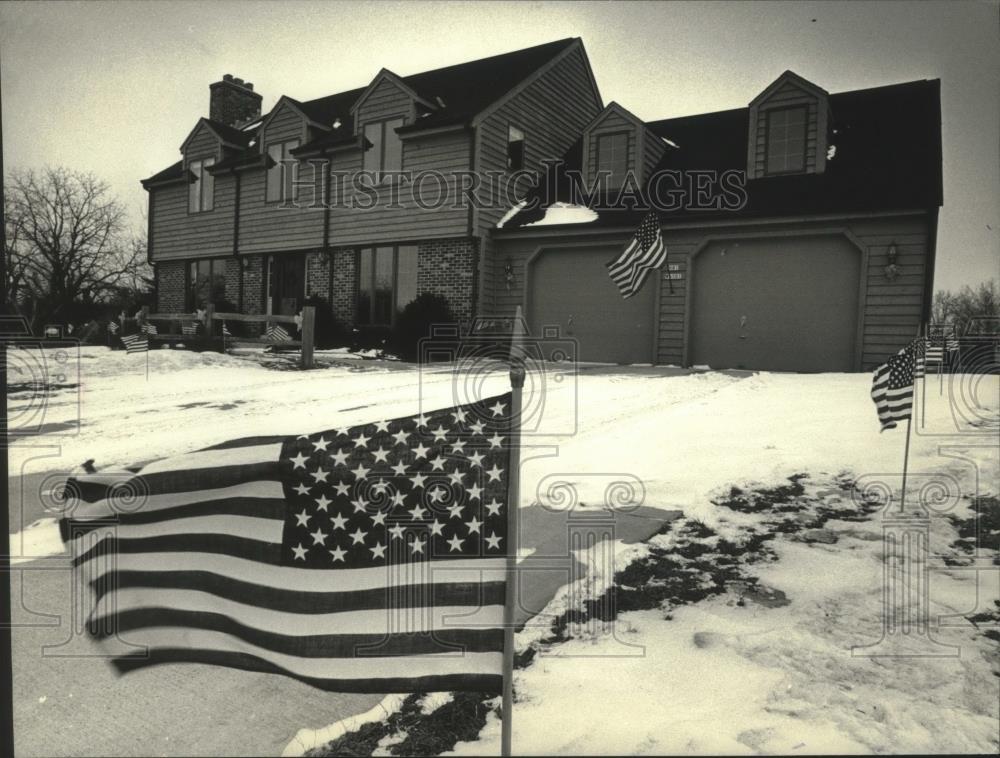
[119,305,316,369]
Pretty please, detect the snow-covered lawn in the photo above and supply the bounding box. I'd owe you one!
[8,346,1000,755]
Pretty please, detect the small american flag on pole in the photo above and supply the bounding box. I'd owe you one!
[870,339,925,431]
[182,323,198,336]
[606,211,666,298]
[142,323,158,336]
[60,395,512,692]
[121,334,149,354]
[108,321,119,335]
[266,323,292,342]
[222,322,232,338]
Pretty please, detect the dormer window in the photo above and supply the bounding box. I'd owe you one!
[765,106,807,174]
[363,118,404,181]
[507,125,525,171]
[597,132,629,186]
[266,140,300,203]
[188,158,215,213]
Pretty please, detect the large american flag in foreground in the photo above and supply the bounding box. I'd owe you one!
[60,394,512,692]
[606,211,667,298]
[870,339,925,431]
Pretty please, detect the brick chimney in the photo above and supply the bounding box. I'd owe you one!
[209,74,262,127]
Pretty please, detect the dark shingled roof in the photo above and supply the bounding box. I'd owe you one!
[140,160,185,187]
[202,118,255,148]
[143,38,578,183]
[499,78,943,231]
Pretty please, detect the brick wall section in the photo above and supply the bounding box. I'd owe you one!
[156,261,186,313]
[241,255,265,314]
[305,251,331,301]
[330,248,357,326]
[224,259,241,306]
[417,238,477,324]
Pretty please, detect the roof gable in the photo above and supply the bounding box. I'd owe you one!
[258,96,328,139]
[179,117,250,155]
[750,70,828,107]
[584,101,645,133]
[350,69,437,117]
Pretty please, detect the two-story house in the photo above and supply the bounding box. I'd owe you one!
[491,71,942,371]
[141,38,603,331]
[143,43,942,373]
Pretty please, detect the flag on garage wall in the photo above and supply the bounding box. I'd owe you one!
[59,394,514,693]
[606,211,667,299]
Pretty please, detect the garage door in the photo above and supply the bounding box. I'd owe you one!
[690,236,860,372]
[529,247,654,364]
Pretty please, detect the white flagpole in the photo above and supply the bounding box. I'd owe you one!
[500,307,526,758]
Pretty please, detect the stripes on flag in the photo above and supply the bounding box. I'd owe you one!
[108,321,120,334]
[265,323,292,342]
[60,394,513,693]
[121,334,149,354]
[142,323,158,336]
[182,323,198,336]
[870,339,924,432]
[606,211,666,299]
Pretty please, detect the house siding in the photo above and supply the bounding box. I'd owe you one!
[354,78,414,130]
[240,103,325,255]
[325,129,472,247]
[149,175,235,260]
[491,211,934,371]
[184,123,221,163]
[475,45,602,234]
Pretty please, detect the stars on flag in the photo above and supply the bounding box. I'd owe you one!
[279,395,511,568]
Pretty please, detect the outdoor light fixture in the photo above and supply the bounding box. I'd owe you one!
[504,259,515,290]
[884,242,900,281]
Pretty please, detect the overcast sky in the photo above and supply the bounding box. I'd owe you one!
[2,0,997,291]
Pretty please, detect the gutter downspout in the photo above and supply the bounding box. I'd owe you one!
[923,206,940,325]
[231,168,243,310]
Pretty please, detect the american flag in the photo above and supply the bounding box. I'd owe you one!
[222,322,232,338]
[182,323,198,336]
[142,323,158,336]
[266,323,292,342]
[924,333,945,365]
[108,321,119,335]
[59,394,512,692]
[870,339,925,431]
[121,334,149,354]
[606,211,666,298]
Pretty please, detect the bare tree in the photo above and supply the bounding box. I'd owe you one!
[4,166,149,332]
[932,279,998,335]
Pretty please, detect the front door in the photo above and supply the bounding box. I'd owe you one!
[268,254,305,316]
